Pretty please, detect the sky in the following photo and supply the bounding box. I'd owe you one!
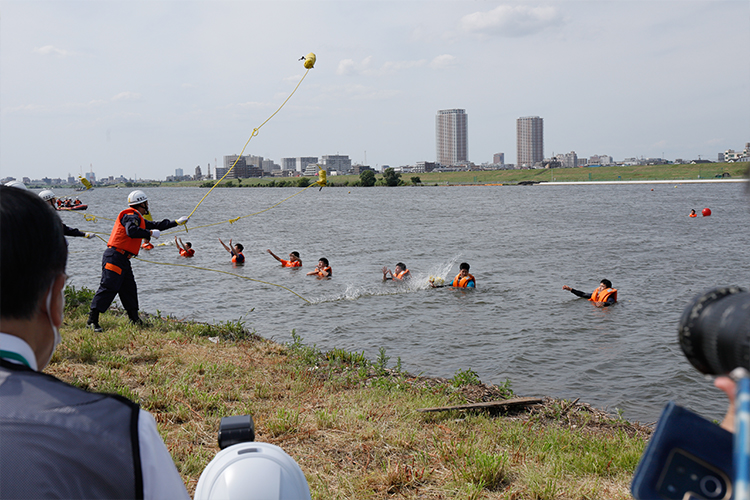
[1,0,748,181]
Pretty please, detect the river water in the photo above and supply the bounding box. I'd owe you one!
[57,181,750,424]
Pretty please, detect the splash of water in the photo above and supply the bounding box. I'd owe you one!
[309,256,463,304]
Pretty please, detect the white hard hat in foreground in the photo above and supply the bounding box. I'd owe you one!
[194,442,311,500]
[127,190,148,206]
[39,189,56,202]
[4,180,27,190]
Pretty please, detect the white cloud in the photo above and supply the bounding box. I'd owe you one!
[337,56,431,77]
[4,104,46,114]
[429,54,457,70]
[337,57,372,76]
[112,92,142,101]
[460,4,563,37]
[33,45,71,57]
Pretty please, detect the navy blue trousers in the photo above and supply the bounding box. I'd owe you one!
[90,248,138,313]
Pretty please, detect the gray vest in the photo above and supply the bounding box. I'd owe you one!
[0,360,143,499]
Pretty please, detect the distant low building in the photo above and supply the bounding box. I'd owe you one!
[725,142,750,162]
[321,154,351,174]
[588,155,612,166]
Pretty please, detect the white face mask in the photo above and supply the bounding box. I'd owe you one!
[42,282,65,369]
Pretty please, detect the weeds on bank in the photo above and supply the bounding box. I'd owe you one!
[49,286,649,499]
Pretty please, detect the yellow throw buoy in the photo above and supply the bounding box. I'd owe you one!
[302,52,316,69]
[78,176,93,190]
[315,165,327,190]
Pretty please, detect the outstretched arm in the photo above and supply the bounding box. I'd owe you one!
[562,285,591,299]
[267,249,282,262]
[219,238,232,254]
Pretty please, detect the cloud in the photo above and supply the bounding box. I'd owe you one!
[460,4,563,37]
[33,45,71,57]
[337,57,372,76]
[337,56,434,77]
[112,92,142,101]
[429,54,457,69]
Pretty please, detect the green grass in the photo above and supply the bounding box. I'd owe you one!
[50,286,652,499]
[86,161,749,189]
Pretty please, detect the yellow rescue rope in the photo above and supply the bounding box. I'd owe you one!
[185,53,317,223]
[92,234,310,303]
[133,256,311,304]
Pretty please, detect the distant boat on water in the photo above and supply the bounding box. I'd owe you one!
[58,204,88,211]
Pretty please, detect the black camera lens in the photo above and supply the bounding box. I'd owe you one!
[678,286,750,375]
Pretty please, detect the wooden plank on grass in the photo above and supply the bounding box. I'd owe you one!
[416,396,543,413]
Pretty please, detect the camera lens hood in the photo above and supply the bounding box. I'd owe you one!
[678,286,750,375]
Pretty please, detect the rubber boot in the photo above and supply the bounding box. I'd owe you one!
[127,309,143,326]
[87,309,103,332]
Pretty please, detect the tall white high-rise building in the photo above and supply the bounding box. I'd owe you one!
[435,109,468,166]
[516,116,544,167]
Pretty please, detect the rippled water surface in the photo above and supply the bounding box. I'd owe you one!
[59,182,750,423]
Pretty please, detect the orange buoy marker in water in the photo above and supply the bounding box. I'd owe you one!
[702,208,712,217]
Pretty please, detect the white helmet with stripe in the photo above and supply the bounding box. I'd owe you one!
[39,189,56,202]
[127,190,148,206]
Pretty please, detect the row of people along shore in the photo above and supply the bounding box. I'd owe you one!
[12,183,618,333]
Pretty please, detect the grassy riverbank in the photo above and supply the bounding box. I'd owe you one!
[54,286,650,499]
[149,161,748,188]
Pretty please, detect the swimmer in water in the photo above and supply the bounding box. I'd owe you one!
[219,238,244,264]
[307,257,331,278]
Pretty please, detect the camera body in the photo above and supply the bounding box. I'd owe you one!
[631,402,733,500]
[217,415,255,450]
[632,286,750,500]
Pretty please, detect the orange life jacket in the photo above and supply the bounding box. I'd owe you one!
[689,213,697,217]
[317,266,332,277]
[180,248,195,257]
[108,208,145,256]
[590,288,617,303]
[281,259,302,268]
[232,253,245,264]
[394,269,410,280]
[452,273,475,288]
[141,241,154,250]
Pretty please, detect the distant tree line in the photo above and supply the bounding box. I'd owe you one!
[199,167,417,188]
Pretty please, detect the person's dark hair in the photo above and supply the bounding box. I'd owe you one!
[235,243,244,252]
[396,262,406,269]
[601,279,612,288]
[459,262,470,271]
[291,251,300,258]
[319,257,329,266]
[186,242,192,248]
[0,186,67,320]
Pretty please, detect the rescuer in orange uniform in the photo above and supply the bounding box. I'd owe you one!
[87,190,189,331]
[562,279,617,307]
